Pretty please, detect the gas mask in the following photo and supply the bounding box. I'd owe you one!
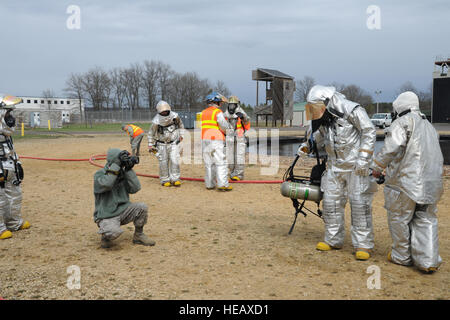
[391,109,411,123]
[228,103,238,115]
[4,110,16,128]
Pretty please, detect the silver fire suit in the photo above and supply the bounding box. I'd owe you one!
[148,112,184,185]
[223,107,249,180]
[202,104,232,189]
[0,109,24,234]
[306,86,377,250]
[372,91,443,270]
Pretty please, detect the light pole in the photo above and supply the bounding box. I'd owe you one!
[375,90,382,114]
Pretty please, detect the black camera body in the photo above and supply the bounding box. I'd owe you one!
[118,150,139,171]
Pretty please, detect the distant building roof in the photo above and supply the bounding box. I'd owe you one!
[293,102,307,112]
[252,68,294,81]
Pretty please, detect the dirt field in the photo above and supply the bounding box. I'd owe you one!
[1,134,449,300]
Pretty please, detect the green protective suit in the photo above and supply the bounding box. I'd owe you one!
[93,148,141,221]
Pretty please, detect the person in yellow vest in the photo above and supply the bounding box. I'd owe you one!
[201,92,233,191]
[122,124,145,157]
[223,96,250,181]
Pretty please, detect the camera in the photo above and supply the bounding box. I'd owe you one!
[118,150,139,171]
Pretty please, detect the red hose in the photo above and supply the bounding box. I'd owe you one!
[21,156,91,161]
[21,154,284,184]
[88,154,282,183]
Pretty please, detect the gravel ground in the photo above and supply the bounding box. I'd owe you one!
[1,134,449,300]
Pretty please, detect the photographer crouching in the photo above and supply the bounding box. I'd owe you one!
[93,148,155,248]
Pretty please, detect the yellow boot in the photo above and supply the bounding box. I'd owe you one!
[218,185,233,191]
[355,249,371,260]
[316,242,332,251]
[0,230,12,240]
[387,251,393,262]
[173,181,181,187]
[19,221,31,230]
[418,267,438,274]
[231,176,241,181]
[162,182,171,187]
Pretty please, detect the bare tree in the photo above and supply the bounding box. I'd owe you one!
[185,72,210,111]
[397,81,418,95]
[64,73,85,122]
[42,89,55,110]
[82,66,111,110]
[122,63,143,111]
[295,76,316,102]
[397,81,432,111]
[109,68,126,109]
[142,60,160,109]
[167,71,210,111]
[156,61,173,101]
[341,84,373,106]
[327,81,346,93]
[418,82,432,110]
[213,80,231,97]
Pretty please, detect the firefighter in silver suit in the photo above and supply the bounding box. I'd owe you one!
[0,94,30,240]
[298,85,377,260]
[148,101,184,187]
[372,91,443,273]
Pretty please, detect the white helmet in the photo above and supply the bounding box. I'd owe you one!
[393,91,420,114]
[156,100,171,113]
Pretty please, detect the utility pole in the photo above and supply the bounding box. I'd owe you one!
[375,90,382,114]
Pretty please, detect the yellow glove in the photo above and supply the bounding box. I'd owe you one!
[297,143,309,156]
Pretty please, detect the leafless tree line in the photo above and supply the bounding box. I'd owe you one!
[64,60,230,112]
[296,75,432,108]
[295,76,374,106]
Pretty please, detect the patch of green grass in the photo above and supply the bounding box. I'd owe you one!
[11,134,65,141]
[25,122,152,133]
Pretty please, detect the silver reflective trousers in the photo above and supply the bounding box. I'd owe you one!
[156,142,181,184]
[384,186,442,269]
[0,179,23,233]
[97,202,148,240]
[321,169,376,249]
[202,139,229,189]
[226,136,246,180]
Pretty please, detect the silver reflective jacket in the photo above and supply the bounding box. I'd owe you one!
[373,111,443,204]
[313,106,376,172]
[148,111,184,145]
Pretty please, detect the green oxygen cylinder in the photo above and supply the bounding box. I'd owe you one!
[280,181,323,203]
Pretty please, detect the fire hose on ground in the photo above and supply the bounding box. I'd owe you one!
[19,155,284,184]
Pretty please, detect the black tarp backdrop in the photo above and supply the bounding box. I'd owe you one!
[432,77,450,123]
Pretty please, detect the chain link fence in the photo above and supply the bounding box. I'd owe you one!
[84,108,202,128]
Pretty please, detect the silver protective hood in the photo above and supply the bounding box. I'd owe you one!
[0,94,22,109]
[152,111,179,127]
[307,85,359,119]
[393,91,420,114]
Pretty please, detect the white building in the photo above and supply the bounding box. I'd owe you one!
[13,96,85,128]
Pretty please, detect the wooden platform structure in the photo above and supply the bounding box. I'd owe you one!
[252,68,295,126]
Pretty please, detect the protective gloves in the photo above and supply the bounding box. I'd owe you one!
[297,142,309,156]
[355,157,370,176]
[235,112,245,120]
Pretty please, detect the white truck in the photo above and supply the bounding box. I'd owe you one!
[370,113,392,129]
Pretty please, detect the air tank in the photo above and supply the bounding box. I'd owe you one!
[280,181,323,203]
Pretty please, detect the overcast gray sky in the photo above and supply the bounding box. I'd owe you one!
[0,0,449,104]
